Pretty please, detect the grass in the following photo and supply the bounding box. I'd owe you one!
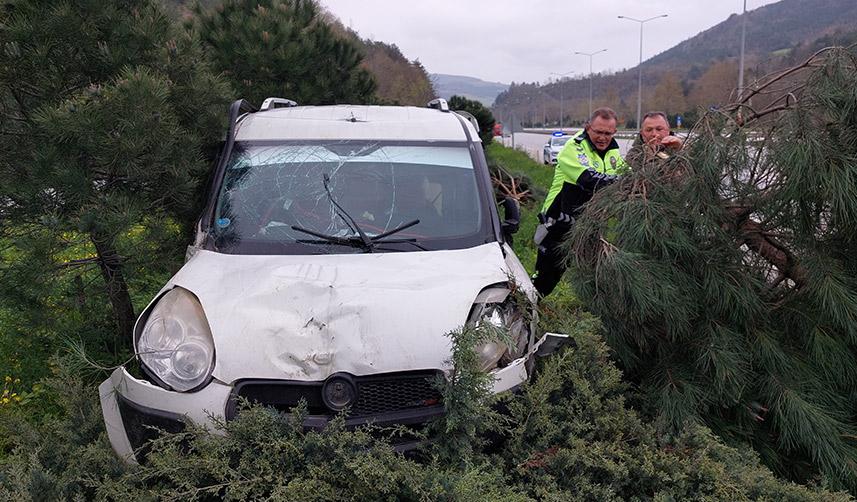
[485,142,582,331]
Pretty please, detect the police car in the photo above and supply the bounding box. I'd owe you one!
[98,97,566,462]
[543,131,570,164]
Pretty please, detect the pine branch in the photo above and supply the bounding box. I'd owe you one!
[734,46,835,109]
[724,206,808,288]
[55,257,100,272]
[8,87,32,120]
[1,113,29,123]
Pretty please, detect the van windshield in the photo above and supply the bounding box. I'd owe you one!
[211,141,490,254]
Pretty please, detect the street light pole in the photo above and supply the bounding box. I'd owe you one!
[737,0,747,100]
[574,49,607,119]
[618,14,668,128]
[550,70,575,131]
[541,86,547,128]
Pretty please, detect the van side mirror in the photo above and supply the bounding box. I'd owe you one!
[500,197,520,245]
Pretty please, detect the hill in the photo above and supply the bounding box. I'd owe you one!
[431,73,509,106]
[648,0,857,72]
[495,0,857,128]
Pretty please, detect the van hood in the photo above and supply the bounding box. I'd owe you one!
[161,244,512,383]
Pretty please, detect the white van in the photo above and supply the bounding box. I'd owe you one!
[99,98,563,462]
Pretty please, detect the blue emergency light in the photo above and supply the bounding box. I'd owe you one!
[552,131,565,137]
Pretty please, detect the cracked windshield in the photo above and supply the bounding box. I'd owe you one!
[213,142,482,253]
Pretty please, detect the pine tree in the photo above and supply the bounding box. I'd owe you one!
[0,0,230,361]
[566,47,857,490]
[191,0,377,106]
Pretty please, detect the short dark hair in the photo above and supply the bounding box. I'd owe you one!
[642,111,668,123]
[590,107,618,123]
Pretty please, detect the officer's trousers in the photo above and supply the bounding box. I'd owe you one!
[533,223,570,297]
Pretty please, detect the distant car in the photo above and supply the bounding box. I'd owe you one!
[99,97,567,463]
[543,134,569,164]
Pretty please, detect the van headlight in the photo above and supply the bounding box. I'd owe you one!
[137,287,215,392]
[467,286,531,371]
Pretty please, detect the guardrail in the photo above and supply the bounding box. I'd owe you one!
[522,128,638,139]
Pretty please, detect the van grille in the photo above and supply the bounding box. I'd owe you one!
[228,370,444,419]
[354,374,441,415]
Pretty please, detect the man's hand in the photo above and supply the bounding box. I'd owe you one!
[659,135,683,150]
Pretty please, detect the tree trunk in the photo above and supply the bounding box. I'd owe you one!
[90,232,135,355]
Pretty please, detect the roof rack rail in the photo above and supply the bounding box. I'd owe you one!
[453,110,479,131]
[426,98,449,112]
[260,97,298,111]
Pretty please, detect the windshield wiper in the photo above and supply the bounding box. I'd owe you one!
[291,225,366,249]
[321,173,374,250]
[370,219,419,240]
[292,218,422,253]
[290,173,422,253]
[373,240,429,252]
[365,219,428,251]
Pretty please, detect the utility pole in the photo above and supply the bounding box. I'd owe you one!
[574,49,607,119]
[618,14,668,128]
[550,70,575,131]
[738,0,747,100]
[511,110,516,149]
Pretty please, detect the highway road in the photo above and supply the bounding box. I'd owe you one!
[499,131,636,164]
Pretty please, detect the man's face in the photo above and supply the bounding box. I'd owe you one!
[586,116,617,152]
[641,115,670,145]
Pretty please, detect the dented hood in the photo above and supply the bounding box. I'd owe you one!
[162,244,511,383]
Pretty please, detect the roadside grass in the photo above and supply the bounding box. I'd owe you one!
[485,142,581,332]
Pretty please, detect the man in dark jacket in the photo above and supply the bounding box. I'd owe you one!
[625,111,682,165]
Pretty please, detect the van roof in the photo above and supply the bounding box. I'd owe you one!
[234,105,481,143]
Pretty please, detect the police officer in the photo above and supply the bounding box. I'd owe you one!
[532,107,625,297]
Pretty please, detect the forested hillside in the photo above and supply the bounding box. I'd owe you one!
[495,0,857,127]
[165,0,435,105]
[649,0,857,70]
[336,35,436,105]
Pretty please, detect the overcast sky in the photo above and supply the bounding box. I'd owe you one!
[319,0,780,84]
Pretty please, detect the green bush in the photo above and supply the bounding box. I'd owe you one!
[0,357,126,501]
[1,321,846,500]
[495,316,845,501]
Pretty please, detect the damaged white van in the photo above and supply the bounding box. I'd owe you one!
[99,98,563,462]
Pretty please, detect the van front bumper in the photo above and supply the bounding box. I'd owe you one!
[99,335,561,463]
[99,368,233,464]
